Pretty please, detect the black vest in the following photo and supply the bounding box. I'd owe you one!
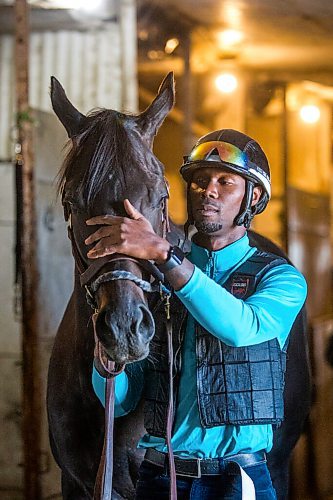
[144,250,288,438]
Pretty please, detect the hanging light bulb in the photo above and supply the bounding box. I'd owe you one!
[217,29,244,48]
[165,38,179,55]
[299,105,320,124]
[215,73,238,93]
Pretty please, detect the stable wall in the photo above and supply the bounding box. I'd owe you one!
[0,0,138,497]
[247,80,333,497]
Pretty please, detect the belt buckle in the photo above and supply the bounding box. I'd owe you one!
[195,459,201,479]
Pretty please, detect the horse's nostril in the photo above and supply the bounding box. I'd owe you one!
[95,304,155,364]
[136,304,155,341]
[97,305,154,341]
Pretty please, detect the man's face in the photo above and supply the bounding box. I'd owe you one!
[189,166,246,235]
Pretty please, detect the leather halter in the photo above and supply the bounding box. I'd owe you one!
[65,195,168,309]
[63,187,178,500]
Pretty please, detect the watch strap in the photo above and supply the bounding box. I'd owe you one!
[157,246,185,273]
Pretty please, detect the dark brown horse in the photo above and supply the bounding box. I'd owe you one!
[47,72,175,498]
[47,73,311,499]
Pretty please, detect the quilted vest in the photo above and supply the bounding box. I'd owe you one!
[144,250,288,438]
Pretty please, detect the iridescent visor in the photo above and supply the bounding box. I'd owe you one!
[188,141,249,169]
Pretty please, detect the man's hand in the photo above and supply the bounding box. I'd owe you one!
[85,199,169,262]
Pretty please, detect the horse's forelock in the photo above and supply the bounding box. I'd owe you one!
[57,109,163,209]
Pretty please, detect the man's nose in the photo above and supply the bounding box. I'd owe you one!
[201,180,219,198]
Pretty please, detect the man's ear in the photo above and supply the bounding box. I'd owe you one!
[251,185,263,206]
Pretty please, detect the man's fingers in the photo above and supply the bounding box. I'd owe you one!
[85,226,118,245]
[87,239,117,259]
[86,214,122,226]
[124,199,142,220]
[86,201,144,226]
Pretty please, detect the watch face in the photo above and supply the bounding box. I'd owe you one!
[157,245,185,273]
[171,246,185,265]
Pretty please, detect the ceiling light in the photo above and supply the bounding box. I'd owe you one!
[138,30,149,41]
[165,38,179,55]
[299,105,320,124]
[147,50,165,60]
[215,73,238,93]
[217,29,243,48]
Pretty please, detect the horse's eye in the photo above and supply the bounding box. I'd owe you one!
[158,196,167,208]
[63,192,75,205]
[63,194,86,215]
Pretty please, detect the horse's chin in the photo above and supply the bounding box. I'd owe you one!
[106,348,149,366]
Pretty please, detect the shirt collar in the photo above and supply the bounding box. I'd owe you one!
[189,233,252,273]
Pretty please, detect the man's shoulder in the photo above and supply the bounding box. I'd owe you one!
[249,249,307,298]
[246,249,307,287]
[249,248,287,262]
[237,249,288,277]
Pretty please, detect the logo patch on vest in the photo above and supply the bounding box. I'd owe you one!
[231,276,250,298]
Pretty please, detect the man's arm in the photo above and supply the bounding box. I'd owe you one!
[175,263,307,349]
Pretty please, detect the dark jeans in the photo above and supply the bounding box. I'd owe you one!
[135,459,277,500]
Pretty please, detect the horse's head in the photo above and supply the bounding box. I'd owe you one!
[51,73,175,365]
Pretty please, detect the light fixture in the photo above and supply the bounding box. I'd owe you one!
[217,29,243,48]
[215,73,238,93]
[147,50,165,61]
[165,38,179,55]
[299,105,320,124]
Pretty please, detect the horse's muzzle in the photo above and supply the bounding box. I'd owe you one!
[95,304,155,364]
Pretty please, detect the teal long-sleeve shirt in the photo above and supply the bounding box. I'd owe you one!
[92,233,307,458]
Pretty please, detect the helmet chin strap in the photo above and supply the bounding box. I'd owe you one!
[234,180,255,229]
[184,184,193,243]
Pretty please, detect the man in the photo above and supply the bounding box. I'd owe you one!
[85,129,307,499]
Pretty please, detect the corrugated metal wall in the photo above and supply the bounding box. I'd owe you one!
[0,7,137,160]
[0,1,137,496]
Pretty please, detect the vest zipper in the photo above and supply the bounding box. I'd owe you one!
[208,252,215,279]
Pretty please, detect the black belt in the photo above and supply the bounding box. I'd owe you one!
[144,448,266,479]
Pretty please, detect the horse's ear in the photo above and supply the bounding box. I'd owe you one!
[138,72,175,146]
[50,76,86,138]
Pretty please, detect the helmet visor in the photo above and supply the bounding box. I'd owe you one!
[188,141,249,169]
[182,140,271,198]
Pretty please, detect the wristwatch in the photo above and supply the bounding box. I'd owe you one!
[157,245,185,273]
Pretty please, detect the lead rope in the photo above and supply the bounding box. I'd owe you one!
[163,292,177,500]
[93,371,115,500]
[161,189,177,500]
[92,313,124,500]
[92,184,176,499]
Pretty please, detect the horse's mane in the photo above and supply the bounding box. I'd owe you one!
[57,108,160,208]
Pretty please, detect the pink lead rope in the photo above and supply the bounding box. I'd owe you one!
[164,292,177,500]
[92,313,124,500]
